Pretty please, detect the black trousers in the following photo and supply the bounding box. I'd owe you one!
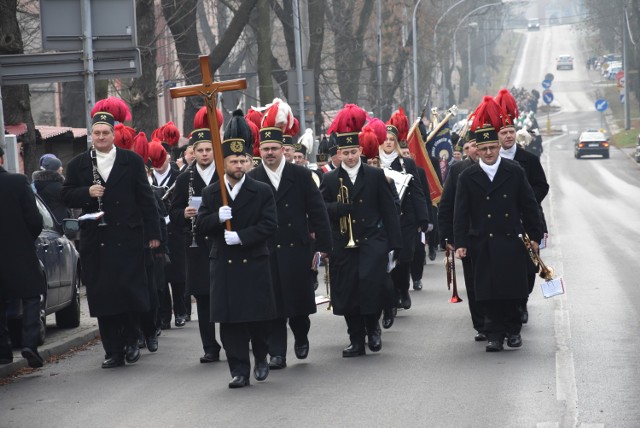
[268,315,310,357]
[344,312,381,344]
[0,296,40,354]
[411,236,427,281]
[391,261,411,294]
[461,257,485,332]
[158,281,186,323]
[193,294,221,355]
[139,308,158,338]
[97,312,141,357]
[220,321,271,378]
[481,299,522,342]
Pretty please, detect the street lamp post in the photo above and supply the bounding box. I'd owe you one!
[411,0,423,120]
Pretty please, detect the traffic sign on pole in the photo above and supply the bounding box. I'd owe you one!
[595,99,608,112]
[542,89,554,104]
[542,79,552,89]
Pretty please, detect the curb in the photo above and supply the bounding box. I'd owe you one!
[0,326,99,379]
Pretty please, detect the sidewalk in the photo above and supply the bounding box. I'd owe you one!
[1,288,99,379]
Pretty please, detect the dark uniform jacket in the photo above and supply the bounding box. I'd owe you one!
[320,163,402,315]
[453,158,543,301]
[513,146,549,232]
[62,148,161,317]
[152,167,184,284]
[249,162,332,318]
[438,158,474,245]
[168,164,218,295]
[197,175,278,323]
[385,157,429,263]
[0,167,45,299]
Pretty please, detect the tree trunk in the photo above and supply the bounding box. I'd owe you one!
[256,0,274,104]
[129,0,159,136]
[307,0,325,134]
[0,0,37,175]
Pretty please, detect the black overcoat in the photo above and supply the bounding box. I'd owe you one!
[453,159,543,301]
[196,176,278,323]
[438,158,474,245]
[32,170,71,223]
[513,146,549,232]
[62,148,161,317]
[249,162,332,317]
[0,167,45,298]
[320,164,402,315]
[169,164,218,295]
[386,157,429,263]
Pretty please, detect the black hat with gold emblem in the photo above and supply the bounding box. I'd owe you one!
[259,127,283,145]
[470,96,508,145]
[316,153,328,163]
[189,128,212,147]
[223,110,254,157]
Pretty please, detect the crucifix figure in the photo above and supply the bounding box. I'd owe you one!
[170,55,247,230]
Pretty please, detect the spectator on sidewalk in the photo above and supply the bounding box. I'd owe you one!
[32,155,71,223]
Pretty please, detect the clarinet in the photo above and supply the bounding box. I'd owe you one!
[188,162,198,248]
[90,146,108,226]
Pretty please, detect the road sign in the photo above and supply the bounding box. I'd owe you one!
[542,89,554,104]
[544,73,554,82]
[542,79,552,89]
[620,90,625,104]
[595,99,608,112]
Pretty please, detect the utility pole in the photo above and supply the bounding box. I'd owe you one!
[623,6,630,130]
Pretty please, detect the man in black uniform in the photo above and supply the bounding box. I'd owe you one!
[320,104,402,357]
[438,130,486,341]
[495,89,550,324]
[197,121,278,388]
[454,97,543,352]
[249,124,332,370]
[62,101,161,368]
[169,128,222,363]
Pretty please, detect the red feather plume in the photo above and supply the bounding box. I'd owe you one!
[148,141,168,169]
[114,124,136,150]
[358,127,380,160]
[387,107,409,142]
[162,121,180,146]
[245,108,263,129]
[260,98,294,130]
[285,117,299,137]
[193,106,224,130]
[90,97,131,123]
[133,132,150,163]
[327,104,368,135]
[494,88,518,126]
[247,120,260,149]
[471,96,508,131]
[362,118,387,146]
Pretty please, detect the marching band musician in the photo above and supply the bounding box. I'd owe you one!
[320,104,402,357]
[453,96,543,352]
[196,117,278,389]
[438,128,486,341]
[382,108,430,311]
[62,98,161,368]
[495,88,550,324]
[168,126,222,364]
[249,107,332,370]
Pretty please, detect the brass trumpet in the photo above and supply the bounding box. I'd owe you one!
[324,257,332,310]
[519,233,554,280]
[444,239,462,303]
[337,178,357,248]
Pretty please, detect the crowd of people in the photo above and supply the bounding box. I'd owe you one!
[0,87,549,387]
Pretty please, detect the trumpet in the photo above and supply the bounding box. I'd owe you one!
[519,233,554,280]
[337,178,357,248]
[324,256,332,310]
[444,239,462,303]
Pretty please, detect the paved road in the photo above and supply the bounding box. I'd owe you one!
[3,22,640,428]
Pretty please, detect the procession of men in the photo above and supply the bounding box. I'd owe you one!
[1,82,549,386]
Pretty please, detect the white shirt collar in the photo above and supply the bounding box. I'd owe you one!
[264,157,286,190]
[499,144,517,160]
[153,167,171,186]
[341,159,362,184]
[224,174,246,200]
[196,162,216,185]
[479,156,501,182]
[95,145,117,182]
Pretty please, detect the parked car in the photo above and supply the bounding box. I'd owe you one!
[556,54,574,70]
[6,195,81,346]
[574,131,609,159]
[527,18,540,31]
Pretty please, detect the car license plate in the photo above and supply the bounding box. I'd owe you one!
[588,143,599,147]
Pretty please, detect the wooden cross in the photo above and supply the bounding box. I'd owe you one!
[170,55,247,231]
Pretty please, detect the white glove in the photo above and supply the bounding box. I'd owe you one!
[218,206,233,223]
[224,230,242,246]
[427,223,434,232]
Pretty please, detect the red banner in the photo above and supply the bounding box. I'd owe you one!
[407,120,442,205]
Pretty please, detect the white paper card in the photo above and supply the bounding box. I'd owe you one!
[189,196,202,210]
[78,211,104,221]
[387,251,397,273]
[541,277,564,298]
[539,233,549,250]
[315,295,330,305]
[420,232,426,244]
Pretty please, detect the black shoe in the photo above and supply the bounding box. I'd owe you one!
[413,280,423,290]
[254,359,269,381]
[367,332,382,352]
[159,321,171,330]
[175,315,187,327]
[200,352,220,363]
[520,309,529,324]
[485,340,504,352]
[137,336,146,349]
[507,334,522,348]
[342,342,366,358]
[401,291,412,310]
[268,355,287,369]
[428,246,437,261]
[21,348,44,368]
[228,375,250,388]
[474,332,488,342]
[294,342,309,359]
[155,327,162,337]
[125,345,140,364]
[184,314,191,322]
[146,333,159,353]
[382,309,394,329]
[101,355,125,369]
